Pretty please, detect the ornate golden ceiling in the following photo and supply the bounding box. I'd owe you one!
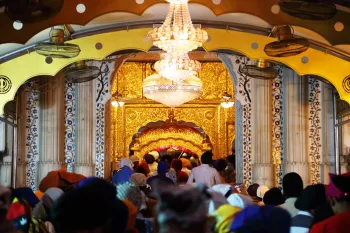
[0,0,349,46]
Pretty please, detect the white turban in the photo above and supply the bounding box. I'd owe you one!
[257,185,269,199]
[148,151,159,160]
[118,158,134,169]
[211,184,232,197]
[227,193,253,209]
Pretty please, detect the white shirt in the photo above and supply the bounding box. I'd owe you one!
[279,197,299,217]
[187,164,222,187]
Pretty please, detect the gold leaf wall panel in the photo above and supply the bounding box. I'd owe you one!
[109,62,235,161]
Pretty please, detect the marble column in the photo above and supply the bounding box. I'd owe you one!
[74,81,95,177]
[282,69,310,185]
[37,76,65,182]
[251,78,274,187]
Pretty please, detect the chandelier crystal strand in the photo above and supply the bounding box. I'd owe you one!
[149,0,208,55]
[143,74,203,108]
[155,53,201,83]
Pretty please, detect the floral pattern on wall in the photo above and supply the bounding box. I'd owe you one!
[219,54,253,185]
[272,67,284,188]
[95,61,114,177]
[26,83,39,190]
[308,77,322,184]
[65,81,76,172]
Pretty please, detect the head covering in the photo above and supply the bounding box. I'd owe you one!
[230,205,291,233]
[157,161,168,177]
[148,151,159,160]
[227,193,253,209]
[177,171,189,184]
[257,185,269,199]
[39,169,86,192]
[118,158,134,169]
[295,184,327,210]
[207,189,229,214]
[211,184,232,197]
[171,159,182,172]
[282,172,303,198]
[14,188,39,208]
[6,197,31,233]
[34,191,44,200]
[210,204,241,233]
[130,173,147,187]
[180,158,190,168]
[191,161,198,168]
[263,188,285,206]
[52,181,128,233]
[122,200,138,233]
[32,187,64,220]
[129,155,139,163]
[139,161,150,175]
[326,172,350,198]
[116,183,142,211]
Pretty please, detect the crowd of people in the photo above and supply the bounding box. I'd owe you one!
[0,150,349,233]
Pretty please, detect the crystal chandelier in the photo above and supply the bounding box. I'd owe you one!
[143,74,203,108]
[148,0,208,55]
[155,53,201,83]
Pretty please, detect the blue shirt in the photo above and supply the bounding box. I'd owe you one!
[112,166,135,184]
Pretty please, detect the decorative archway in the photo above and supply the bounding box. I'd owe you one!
[130,111,211,158]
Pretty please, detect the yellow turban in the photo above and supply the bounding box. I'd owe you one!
[210,204,241,233]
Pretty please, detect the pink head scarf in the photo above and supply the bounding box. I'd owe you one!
[326,172,350,198]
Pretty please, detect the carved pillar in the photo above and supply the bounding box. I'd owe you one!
[0,119,13,186]
[283,69,309,185]
[37,76,65,182]
[272,69,284,188]
[308,77,322,184]
[65,81,77,172]
[251,78,273,187]
[321,83,336,183]
[25,83,40,190]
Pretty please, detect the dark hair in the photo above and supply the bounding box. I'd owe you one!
[247,183,260,197]
[332,174,350,203]
[52,181,128,233]
[201,151,213,164]
[282,172,303,198]
[144,154,155,164]
[226,154,235,165]
[214,159,227,172]
[136,166,148,176]
[171,159,183,172]
[263,188,285,206]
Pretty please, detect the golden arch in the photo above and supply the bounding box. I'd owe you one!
[0,27,349,115]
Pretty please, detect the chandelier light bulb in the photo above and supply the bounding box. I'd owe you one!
[118,101,125,107]
[111,100,119,107]
[148,0,208,55]
[155,53,201,83]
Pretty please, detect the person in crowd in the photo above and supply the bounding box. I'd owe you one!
[230,205,292,233]
[310,172,350,233]
[122,200,139,233]
[32,188,64,233]
[211,184,233,198]
[210,204,241,233]
[227,193,253,209]
[280,172,304,217]
[290,184,327,233]
[180,158,191,175]
[130,155,140,171]
[154,183,211,233]
[247,183,262,204]
[187,151,222,187]
[256,185,269,205]
[147,161,175,186]
[171,159,188,184]
[13,188,40,209]
[52,179,128,233]
[112,158,135,184]
[190,155,200,167]
[116,182,143,211]
[138,164,150,177]
[0,185,21,233]
[144,154,157,175]
[214,159,228,184]
[263,187,285,206]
